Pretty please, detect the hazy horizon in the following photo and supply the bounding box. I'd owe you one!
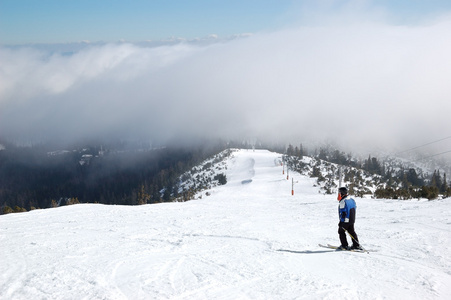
[1,1,450,163]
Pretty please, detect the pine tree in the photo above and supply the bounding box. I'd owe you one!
[436,170,443,190]
[294,146,300,157]
[287,144,294,156]
[13,206,27,213]
[406,169,420,186]
[318,148,327,160]
[137,185,150,205]
[2,206,13,214]
[371,157,381,174]
[441,173,448,194]
[401,173,409,189]
[430,170,442,190]
[365,155,372,172]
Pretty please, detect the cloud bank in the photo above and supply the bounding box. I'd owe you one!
[1,12,451,160]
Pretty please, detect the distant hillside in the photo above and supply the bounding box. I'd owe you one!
[2,142,449,215]
[171,145,449,203]
[283,144,450,200]
[0,141,228,214]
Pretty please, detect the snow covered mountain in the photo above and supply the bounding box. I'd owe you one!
[175,148,448,202]
[1,149,450,299]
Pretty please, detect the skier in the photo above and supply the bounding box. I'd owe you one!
[337,187,362,250]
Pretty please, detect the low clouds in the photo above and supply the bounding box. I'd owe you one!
[0,43,200,102]
[1,14,451,160]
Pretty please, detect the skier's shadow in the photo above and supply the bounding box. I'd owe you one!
[276,249,335,254]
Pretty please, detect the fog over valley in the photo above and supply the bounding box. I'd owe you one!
[1,9,451,163]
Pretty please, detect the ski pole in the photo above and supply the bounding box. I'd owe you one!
[341,226,368,253]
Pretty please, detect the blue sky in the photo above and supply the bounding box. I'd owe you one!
[0,0,294,44]
[2,0,451,44]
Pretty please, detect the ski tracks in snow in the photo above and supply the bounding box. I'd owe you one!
[2,149,451,299]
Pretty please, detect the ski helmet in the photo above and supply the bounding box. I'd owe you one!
[338,187,348,195]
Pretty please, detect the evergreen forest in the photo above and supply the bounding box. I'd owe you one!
[0,140,229,214]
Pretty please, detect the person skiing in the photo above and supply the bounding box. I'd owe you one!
[337,187,362,250]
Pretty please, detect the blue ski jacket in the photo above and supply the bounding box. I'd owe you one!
[338,196,356,223]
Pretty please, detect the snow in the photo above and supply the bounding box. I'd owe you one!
[1,149,451,299]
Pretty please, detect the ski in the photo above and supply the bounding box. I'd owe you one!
[318,244,374,253]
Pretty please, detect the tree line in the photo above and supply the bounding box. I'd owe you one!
[285,144,450,200]
[0,141,228,214]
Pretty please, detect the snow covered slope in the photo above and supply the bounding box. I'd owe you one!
[1,149,450,299]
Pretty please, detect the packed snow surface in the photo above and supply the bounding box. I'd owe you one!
[1,149,451,299]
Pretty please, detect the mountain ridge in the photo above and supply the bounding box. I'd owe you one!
[1,143,449,215]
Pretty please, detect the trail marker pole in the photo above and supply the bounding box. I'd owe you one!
[282,157,285,174]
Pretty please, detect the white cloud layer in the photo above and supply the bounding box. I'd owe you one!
[1,12,451,159]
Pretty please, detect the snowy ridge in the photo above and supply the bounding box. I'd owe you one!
[284,152,450,200]
[1,149,451,299]
[284,154,381,196]
[176,148,234,200]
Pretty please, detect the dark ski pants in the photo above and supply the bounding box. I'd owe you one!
[338,222,359,248]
